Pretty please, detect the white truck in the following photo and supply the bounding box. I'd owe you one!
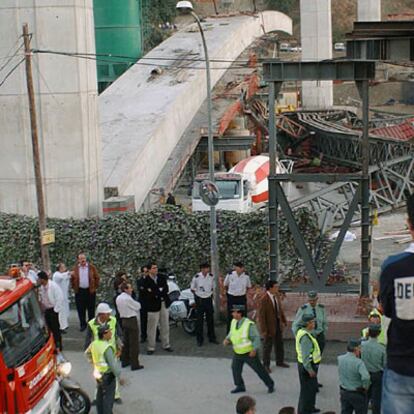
[192,155,293,213]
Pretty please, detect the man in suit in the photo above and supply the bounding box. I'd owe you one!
[71,252,100,331]
[140,262,173,354]
[258,280,289,372]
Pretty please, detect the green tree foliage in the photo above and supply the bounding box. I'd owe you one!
[142,0,177,51]
[265,0,297,15]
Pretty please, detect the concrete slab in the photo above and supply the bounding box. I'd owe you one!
[100,11,292,210]
[65,350,341,414]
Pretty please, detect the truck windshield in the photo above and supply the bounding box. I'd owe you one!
[0,289,49,368]
[193,180,241,200]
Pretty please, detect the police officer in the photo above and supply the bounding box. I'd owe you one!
[84,303,123,404]
[86,324,124,414]
[361,309,386,346]
[295,314,321,414]
[292,291,328,354]
[361,324,385,414]
[190,263,218,347]
[338,339,370,414]
[223,304,274,394]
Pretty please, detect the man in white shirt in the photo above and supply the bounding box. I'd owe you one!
[191,263,218,347]
[116,282,144,371]
[21,260,39,285]
[224,262,252,332]
[38,271,64,351]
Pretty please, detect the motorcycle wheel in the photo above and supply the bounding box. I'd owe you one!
[182,319,196,335]
[60,389,91,414]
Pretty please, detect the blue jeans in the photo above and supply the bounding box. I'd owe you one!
[382,368,414,414]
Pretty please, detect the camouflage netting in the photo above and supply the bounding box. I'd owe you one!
[0,207,338,300]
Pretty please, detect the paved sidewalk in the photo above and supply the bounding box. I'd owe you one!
[66,351,340,414]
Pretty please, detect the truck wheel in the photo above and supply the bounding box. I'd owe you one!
[60,389,91,414]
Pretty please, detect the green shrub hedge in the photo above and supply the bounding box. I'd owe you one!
[0,207,331,298]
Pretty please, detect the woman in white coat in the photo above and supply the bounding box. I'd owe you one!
[52,263,72,332]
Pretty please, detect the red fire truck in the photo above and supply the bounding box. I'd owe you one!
[0,276,61,413]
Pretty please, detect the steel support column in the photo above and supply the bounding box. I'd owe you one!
[357,80,371,297]
[268,82,282,281]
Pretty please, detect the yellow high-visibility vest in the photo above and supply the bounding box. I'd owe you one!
[230,318,254,355]
[295,328,321,364]
[89,316,117,350]
[90,339,114,375]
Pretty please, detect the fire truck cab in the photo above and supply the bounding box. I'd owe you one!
[0,276,60,413]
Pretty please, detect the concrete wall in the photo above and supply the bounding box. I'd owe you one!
[0,0,102,218]
[300,0,333,109]
[100,12,292,210]
[358,0,381,22]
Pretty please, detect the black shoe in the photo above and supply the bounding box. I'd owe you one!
[276,362,290,368]
[79,325,87,332]
[164,347,173,352]
[318,383,323,388]
[230,387,246,394]
[131,365,144,371]
[312,409,321,413]
[209,339,219,344]
[268,384,275,394]
[60,329,68,335]
[115,398,122,405]
[121,362,130,368]
[147,350,154,355]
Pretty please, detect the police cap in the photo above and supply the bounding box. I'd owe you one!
[307,291,318,299]
[231,304,245,313]
[302,314,315,324]
[368,323,381,332]
[347,339,361,351]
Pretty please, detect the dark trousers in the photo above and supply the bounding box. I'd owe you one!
[44,308,62,350]
[298,363,318,414]
[75,288,96,329]
[262,325,284,367]
[368,371,383,414]
[232,351,274,389]
[96,373,116,414]
[140,306,147,340]
[226,294,247,332]
[120,317,140,369]
[340,388,368,414]
[316,332,326,354]
[195,296,216,343]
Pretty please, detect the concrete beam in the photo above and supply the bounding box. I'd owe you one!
[100,11,292,210]
[358,0,381,22]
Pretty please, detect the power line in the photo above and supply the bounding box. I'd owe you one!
[33,48,253,65]
[32,50,250,71]
[0,43,24,73]
[0,57,25,88]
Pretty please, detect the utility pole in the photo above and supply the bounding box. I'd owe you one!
[22,23,51,272]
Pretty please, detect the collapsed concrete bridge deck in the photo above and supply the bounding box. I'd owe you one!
[100,11,292,210]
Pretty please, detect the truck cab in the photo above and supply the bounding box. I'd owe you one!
[192,172,252,213]
[0,277,60,414]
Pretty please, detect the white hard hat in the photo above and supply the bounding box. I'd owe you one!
[96,303,112,314]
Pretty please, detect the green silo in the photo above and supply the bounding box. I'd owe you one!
[93,0,142,92]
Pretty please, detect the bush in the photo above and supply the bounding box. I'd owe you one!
[0,207,331,300]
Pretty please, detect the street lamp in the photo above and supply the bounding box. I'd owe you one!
[176,1,221,322]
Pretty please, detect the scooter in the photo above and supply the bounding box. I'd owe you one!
[57,353,91,414]
[167,275,197,335]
